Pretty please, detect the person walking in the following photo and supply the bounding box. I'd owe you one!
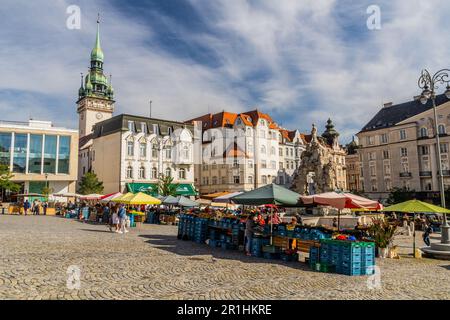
[111,205,120,232]
[422,224,433,247]
[23,199,30,216]
[118,204,129,234]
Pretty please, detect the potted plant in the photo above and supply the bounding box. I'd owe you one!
[368,217,399,258]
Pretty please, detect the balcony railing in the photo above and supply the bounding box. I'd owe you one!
[399,172,412,178]
[419,171,432,177]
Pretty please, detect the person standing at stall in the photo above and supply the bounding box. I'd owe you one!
[245,215,257,256]
[42,201,48,215]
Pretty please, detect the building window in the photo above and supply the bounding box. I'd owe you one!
[152,167,157,179]
[165,147,171,159]
[383,150,390,159]
[233,176,240,184]
[262,175,267,184]
[400,147,408,157]
[270,147,276,155]
[141,122,148,134]
[152,143,158,158]
[368,152,376,161]
[58,136,71,174]
[438,124,446,135]
[400,129,407,140]
[165,167,172,177]
[261,145,266,154]
[182,146,189,159]
[402,162,409,173]
[440,143,448,153]
[179,168,186,180]
[370,165,376,177]
[28,134,43,174]
[279,162,284,170]
[43,135,57,174]
[139,143,147,158]
[248,160,253,169]
[248,176,253,184]
[233,159,239,167]
[139,166,145,179]
[380,133,388,144]
[279,148,283,156]
[419,145,429,155]
[367,136,374,145]
[127,141,134,157]
[126,166,133,179]
[271,161,277,169]
[261,160,267,169]
[384,163,391,175]
[128,121,135,132]
[420,127,428,137]
[221,176,227,184]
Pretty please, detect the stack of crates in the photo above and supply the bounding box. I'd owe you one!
[250,237,270,257]
[193,218,209,243]
[318,239,376,276]
[231,222,241,246]
[309,246,320,268]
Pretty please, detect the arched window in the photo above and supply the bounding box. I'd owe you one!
[126,166,133,179]
[438,124,446,135]
[152,167,157,179]
[270,146,276,155]
[127,141,134,156]
[420,127,428,137]
[152,142,158,158]
[165,167,172,177]
[261,145,266,154]
[139,142,147,157]
[139,166,145,179]
[179,168,186,180]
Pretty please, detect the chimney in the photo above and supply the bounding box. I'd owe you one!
[383,102,393,108]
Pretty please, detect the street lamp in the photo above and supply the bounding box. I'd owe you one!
[418,69,450,245]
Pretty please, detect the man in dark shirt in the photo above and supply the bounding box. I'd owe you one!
[245,215,258,256]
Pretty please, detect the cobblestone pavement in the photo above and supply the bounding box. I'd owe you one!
[0,215,449,300]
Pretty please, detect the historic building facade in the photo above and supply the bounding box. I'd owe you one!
[345,138,362,193]
[77,21,197,197]
[0,120,78,202]
[356,95,450,202]
[187,110,307,195]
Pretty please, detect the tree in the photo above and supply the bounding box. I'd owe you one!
[0,164,21,199]
[42,186,54,201]
[78,172,104,195]
[386,187,416,205]
[157,174,178,197]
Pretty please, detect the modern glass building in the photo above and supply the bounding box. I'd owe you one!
[0,120,78,203]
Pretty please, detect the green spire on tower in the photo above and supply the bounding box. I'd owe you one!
[90,14,104,63]
[78,14,114,102]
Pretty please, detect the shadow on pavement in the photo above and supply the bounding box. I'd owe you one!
[139,234,313,272]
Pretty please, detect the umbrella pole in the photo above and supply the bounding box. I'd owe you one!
[270,207,273,246]
[413,212,416,258]
[338,209,341,231]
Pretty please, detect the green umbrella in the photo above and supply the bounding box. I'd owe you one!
[382,200,450,213]
[382,199,450,257]
[231,183,300,206]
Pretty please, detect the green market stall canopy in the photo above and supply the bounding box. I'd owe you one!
[231,183,301,206]
[126,183,198,197]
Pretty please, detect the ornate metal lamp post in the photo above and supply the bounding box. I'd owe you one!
[418,69,450,245]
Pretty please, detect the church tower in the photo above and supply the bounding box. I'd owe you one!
[77,17,115,138]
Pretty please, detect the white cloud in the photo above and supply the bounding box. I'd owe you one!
[1,0,450,144]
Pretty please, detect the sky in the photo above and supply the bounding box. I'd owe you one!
[1,0,450,143]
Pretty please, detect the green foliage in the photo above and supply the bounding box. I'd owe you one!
[387,187,416,205]
[0,164,20,193]
[368,217,399,248]
[78,172,104,195]
[41,186,53,201]
[157,175,178,197]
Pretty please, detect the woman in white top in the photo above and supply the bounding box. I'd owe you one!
[111,205,120,233]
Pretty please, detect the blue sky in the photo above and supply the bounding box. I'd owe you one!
[1,0,450,143]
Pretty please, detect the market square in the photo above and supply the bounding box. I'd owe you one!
[0,215,448,300]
